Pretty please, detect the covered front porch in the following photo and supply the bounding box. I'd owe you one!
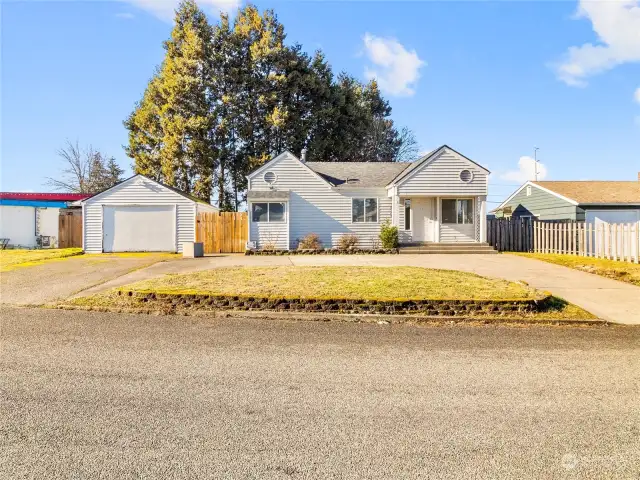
[394,196,488,244]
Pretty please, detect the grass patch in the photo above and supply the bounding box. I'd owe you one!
[513,253,640,287]
[107,266,542,301]
[66,266,596,320]
[0,248,83,272]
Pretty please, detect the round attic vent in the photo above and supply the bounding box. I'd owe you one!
[264,171,277,185]
[459,169,473,183]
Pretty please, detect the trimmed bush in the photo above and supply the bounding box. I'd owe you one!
[379,220,399,249]
[338,233,359,250]
[297,233,322,250]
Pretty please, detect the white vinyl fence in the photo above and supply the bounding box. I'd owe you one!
[533,221,640,263]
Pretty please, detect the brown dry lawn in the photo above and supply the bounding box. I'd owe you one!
[109,266,543,301]
[512,253,640,287]
[68,266,595,320]
[0,248,83,272]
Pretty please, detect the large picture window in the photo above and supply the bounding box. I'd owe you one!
[352,198,378,223]
[442,199,474,224]
[251,202,286,223]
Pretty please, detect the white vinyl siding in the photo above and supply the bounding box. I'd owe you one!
[83,176,200,253]
[396,149,488,196]
[249,153,391,249]
[440,224,476,243]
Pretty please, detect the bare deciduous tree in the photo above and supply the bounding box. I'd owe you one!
[395,127,419,162]
[46,140,124,193]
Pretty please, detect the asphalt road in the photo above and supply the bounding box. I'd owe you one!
[1,308,638,479]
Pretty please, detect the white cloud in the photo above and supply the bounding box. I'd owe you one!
[500,156,548,183]
[362,33,425,97]
[634,87,640,104]
[121,0,241,22]
[554,0,640,87]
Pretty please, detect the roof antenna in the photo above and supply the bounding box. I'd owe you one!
[533,147,540,181]
[300,148,307,163]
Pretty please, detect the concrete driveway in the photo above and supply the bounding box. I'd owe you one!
[77,253,640,325]
[2,308,638,479]
[0,254,178,305]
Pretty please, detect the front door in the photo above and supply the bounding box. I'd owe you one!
[411,198,435,242]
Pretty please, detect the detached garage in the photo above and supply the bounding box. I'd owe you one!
[81,175,218,253]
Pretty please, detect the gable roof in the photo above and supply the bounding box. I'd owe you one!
[493,180,640,213]
[305,162,410,189]
[532,181,640,205]
[246,151,333,188]
[387,145,490,187]
[81,174,217,207]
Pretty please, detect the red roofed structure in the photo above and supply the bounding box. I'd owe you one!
[0,192,90,201]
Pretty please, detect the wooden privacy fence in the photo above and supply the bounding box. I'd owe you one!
[196,212,248,253]
[487,218,534,252]
[533,221,640,263]
[58,211,83,248]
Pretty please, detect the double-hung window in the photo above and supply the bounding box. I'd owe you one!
[352,198,378,223]
[251,202,286,222]
[442,199,474,224]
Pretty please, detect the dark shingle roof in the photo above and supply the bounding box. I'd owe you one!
[305,162,411,189]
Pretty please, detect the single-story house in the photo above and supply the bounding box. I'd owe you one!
[246,145,490,250]
[80,174,218,253]
[0,192,89,248]
[493,177,640,225]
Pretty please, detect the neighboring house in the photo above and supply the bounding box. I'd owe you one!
[493,178,640,225]
[245,145,490,250]
[0,192,89,248]
[80,174,218,253]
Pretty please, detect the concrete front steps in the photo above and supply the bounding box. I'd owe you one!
[399,242,498,254]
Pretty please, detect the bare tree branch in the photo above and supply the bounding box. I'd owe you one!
[46,140,124,193]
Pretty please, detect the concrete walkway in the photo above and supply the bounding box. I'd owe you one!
[76,253,640,325]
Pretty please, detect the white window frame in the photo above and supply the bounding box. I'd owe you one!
[351,198,379,224]
[441,198,475,225]
[251,201,287,223]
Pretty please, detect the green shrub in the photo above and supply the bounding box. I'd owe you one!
[379,220,398,249]
[338,233,359,250]
[297,233,323,250]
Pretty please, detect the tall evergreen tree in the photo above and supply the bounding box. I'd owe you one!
[125,0,215,201]
[124,1,417,209]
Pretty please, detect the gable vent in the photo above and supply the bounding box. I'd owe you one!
[459,169,473,183]
[264,171,276,185]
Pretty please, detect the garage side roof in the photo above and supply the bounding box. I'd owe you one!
[81,174,218,209]
[533,181,640,205]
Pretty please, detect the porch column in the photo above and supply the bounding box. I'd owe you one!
[480,196,487,243]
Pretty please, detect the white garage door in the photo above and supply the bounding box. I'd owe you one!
[103,206,176,252]
[585,209,640,225]
[586,209,639,260]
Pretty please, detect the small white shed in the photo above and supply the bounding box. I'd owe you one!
[81,175,218,253]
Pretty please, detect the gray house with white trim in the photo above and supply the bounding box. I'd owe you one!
[246,145,490,250]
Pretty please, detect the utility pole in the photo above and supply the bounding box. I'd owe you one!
[533,147,540,181]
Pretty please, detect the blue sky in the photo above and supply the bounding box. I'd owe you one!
[2,0,639,207]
